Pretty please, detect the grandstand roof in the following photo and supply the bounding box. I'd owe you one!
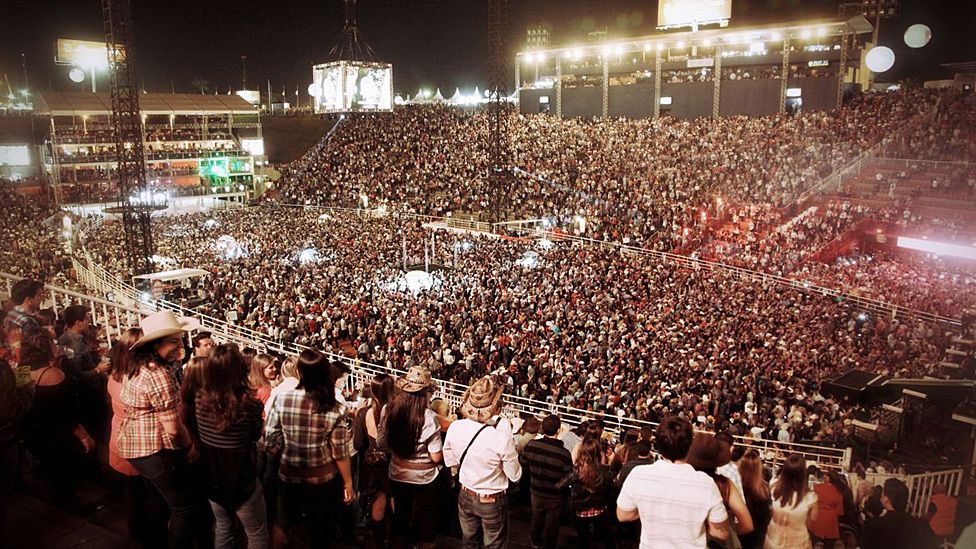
[33,91,259,116]
[519,17,873,60]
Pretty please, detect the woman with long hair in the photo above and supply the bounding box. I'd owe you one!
[185,344,267,549]
[21,326,93,510]
[117,311,201,548]
[764,454,818,549]
[248,353,278,404]
[568,437,616,549]
[107,328,166,543]
[738,450,772,549]
[687,434,754,549]
[353,372,396,547]
[263,348,355,548]
[377,366,445,549]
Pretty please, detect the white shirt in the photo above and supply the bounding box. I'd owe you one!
[443,417,522,495]
[617,460,728,549]
[264,376,300,416]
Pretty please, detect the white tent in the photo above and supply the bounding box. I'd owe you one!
[432,88,445,102]
[448,87,464,104]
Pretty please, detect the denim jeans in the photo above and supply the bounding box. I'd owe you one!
[278,476,342,548]
[128,449,196,549]
[458,488,509,549]
[390,478,444,544]
[210,480,269,549]
[575,511,615,549]
[529,495,563,549]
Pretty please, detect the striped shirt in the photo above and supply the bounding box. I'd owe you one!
[520,436,572,500]
[192,394,263,449]
[617,460,728,549]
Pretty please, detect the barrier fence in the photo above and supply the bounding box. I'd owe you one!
[1,269,851,471]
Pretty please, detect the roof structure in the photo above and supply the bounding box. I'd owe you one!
[33,91,259,116]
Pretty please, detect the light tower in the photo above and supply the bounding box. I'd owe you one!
[102,0,165,276]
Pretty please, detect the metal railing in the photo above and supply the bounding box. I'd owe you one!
[852,468,965,518]
[3,261,854,471]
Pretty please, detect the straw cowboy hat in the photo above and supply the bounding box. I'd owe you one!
[131,310,200,350]
[396,366,438,393]
[460,375,505,423]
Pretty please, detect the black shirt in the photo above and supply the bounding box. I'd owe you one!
[861,510,937,549]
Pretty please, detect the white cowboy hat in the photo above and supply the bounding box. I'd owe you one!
[130,310,201,350]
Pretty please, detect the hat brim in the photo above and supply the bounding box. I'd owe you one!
[460,386,504,423]
[396,377,438,393]
[129,316,199,350]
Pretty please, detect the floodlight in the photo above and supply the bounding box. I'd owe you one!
[676,41,685,49]
[817,28,827,37]
[657,42,665,51]
[601,44,612,56]
[702,38,712,47]
[644,43,651,52]
[800,29,812,39]
[573,48,583,59]
[69,68,85,83]
[770,32,782,41]
[865,46,895,73]
[903,24,932,48]
[613,45,623,55]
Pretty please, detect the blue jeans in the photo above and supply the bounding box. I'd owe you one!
[458,488,509,549]
[210,481,269,549]
[530,495,563,549]
[128,449,196,549]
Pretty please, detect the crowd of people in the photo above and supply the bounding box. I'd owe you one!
[0,295,968,548]
[82,207,950,447]
[1,85,974,547]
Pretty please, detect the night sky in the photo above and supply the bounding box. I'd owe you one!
[1,0,973,101]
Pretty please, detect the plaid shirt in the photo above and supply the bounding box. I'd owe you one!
[262,388,352,484]
[3,306,39,333]
[117,362,180,459]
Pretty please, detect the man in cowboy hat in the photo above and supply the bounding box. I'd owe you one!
[443,375,521,549]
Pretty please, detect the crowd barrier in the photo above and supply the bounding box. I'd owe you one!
[1,268,852,472]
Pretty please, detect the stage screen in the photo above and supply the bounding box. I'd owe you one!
[311,61,393,113]
[658,0,731,27]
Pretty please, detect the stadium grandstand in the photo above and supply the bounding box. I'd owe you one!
[1,1,976,548]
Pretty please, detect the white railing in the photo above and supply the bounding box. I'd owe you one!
[874,157,976,172]
[852,468,965,518]
[1,269,852,470]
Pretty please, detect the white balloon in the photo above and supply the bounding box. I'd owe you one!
[865,46,895,73]
[903,24,932,49]
[69,68,85,83]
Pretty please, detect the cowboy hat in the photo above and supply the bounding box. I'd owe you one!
[686,433,730,471]
[460,375,505,423]
[130,310,201,350]
[396,366,438,393]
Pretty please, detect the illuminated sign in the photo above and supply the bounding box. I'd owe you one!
[55,38,121,68]
[786,88,802,98]
[241,138,265,157]
[808,60,829,67]
[0,146,30,166]
[660,96,673,105]
[658,0,732,28]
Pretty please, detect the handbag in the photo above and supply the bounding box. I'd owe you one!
[363,405,390,466]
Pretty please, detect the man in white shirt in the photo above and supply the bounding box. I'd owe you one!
[617,416,730,549]
[443,375,522,549]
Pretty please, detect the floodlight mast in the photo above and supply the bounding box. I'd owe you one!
[102,0,162,276]
[487,0,510,226]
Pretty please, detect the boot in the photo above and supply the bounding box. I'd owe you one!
[368,517,388,548]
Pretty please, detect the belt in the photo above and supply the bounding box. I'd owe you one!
[461,486,505,498]
[279,460,337,481]
[391,456,438,471]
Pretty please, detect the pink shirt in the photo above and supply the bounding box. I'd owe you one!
[107,377,139,476]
